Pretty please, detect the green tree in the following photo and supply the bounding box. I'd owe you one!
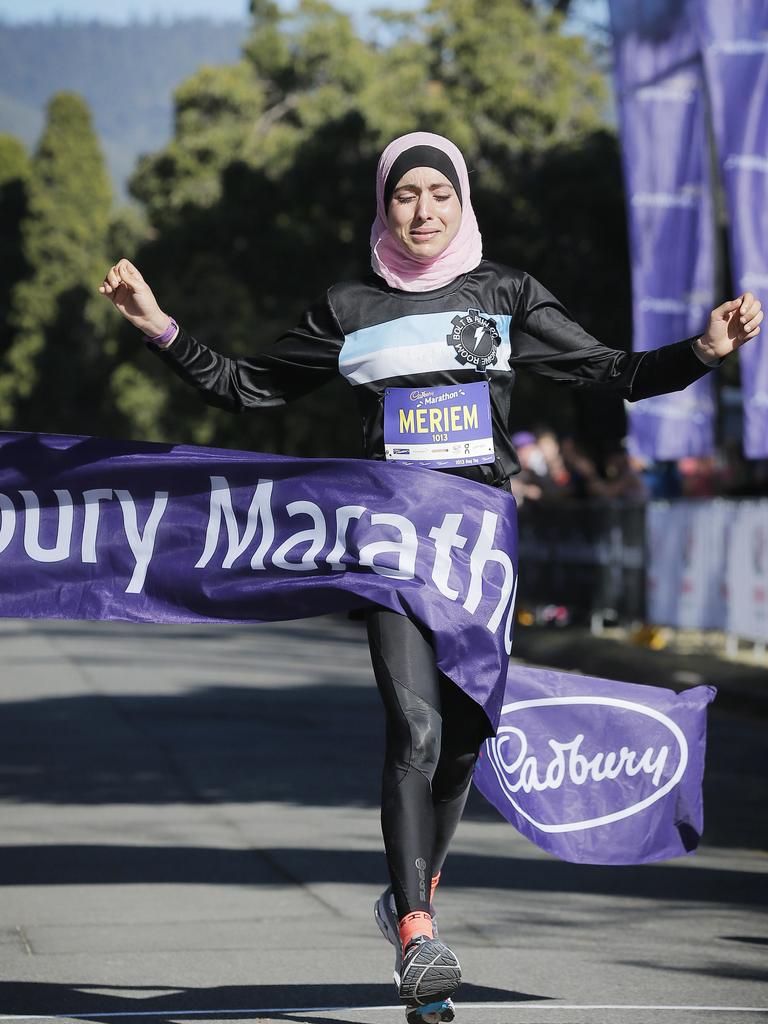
[0,134,32,348]
[0,92,113,432]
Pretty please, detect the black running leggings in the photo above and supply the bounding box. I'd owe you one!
[366,607,492,921]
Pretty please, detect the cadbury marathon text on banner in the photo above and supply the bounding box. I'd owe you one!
[0,431,518,730]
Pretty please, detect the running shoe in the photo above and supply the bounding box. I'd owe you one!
[405,997,455,1023]
[398,934,461,1008]
[374,885,440,978]
[373,885,402,980]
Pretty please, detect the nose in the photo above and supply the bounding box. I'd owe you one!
[415,192,433,221]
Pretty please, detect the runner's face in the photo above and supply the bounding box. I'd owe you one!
[387,167,461,259]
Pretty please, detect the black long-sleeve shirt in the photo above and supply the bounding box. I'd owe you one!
[152,260,715,487]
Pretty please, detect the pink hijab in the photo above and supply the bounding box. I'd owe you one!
[370,131,483,292]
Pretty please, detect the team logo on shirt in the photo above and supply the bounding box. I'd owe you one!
[448,309,501,371]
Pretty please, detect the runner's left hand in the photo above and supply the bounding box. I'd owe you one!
[695,292,763,361]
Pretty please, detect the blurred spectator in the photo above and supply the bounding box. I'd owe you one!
[561,439,647,500]
[720,439,751,494]
[720,440,768,496]
[536,429,572,492]
[510,429,573,503]
[596,448,648,501]
[560,436,597,499]
[637,458,682,499]
[512,431,547,476]
[510,428,767,501]
[678,455,720,497]
[509,430,546,504]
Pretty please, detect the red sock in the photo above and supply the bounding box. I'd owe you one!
[399,910,433,949]
[430,871,441,904]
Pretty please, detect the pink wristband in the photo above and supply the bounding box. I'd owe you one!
[147,317,178,347]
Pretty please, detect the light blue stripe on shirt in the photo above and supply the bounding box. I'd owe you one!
[339,310,513,371]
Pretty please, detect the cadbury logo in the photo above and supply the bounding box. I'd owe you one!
[409,387,465,404]
[486,696,688,833]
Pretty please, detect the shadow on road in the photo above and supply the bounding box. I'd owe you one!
[0,980,547,1021]
[0,683,384,808]
[0,674,765,852]
[0,844,765,908]
[616,958,768,984]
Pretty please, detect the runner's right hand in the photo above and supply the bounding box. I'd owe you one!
[99,259,174,340]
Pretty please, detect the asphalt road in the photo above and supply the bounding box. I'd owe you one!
[0,616,766,1024]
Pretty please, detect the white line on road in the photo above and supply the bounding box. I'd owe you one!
[2,1004,768,1019]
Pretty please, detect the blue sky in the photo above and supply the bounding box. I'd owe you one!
[0,0,422,23]
[0,0,608,31]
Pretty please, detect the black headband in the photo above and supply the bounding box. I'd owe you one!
[383,145,463,210]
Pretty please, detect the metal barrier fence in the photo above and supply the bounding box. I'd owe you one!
[516,498,768,647]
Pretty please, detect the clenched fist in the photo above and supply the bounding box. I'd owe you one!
[99,259,178,346]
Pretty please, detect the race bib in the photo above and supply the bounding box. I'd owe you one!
[383,383,495,469]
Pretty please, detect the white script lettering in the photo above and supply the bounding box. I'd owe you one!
[114,489,169,594]
[21,489,74,563]
[272,500,327,571]
[497,727,670,793]
[196,476,274,570]
[358,512,418,580]
[463,510,518,652]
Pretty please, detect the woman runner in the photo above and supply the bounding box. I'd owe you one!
[100,132,762,1024]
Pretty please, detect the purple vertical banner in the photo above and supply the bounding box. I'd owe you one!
[696,1,768,459]
[609,1,716,459]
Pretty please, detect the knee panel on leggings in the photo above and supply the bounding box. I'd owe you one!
[385,677,442,783]
[432,748,477,803]
[430,671,489,802]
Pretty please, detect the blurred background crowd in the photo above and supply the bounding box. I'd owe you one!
[509,428,768,505]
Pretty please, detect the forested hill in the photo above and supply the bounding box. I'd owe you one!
[0,18,248,199]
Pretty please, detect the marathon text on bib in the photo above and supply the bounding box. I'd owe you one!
[383,383,495,469]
